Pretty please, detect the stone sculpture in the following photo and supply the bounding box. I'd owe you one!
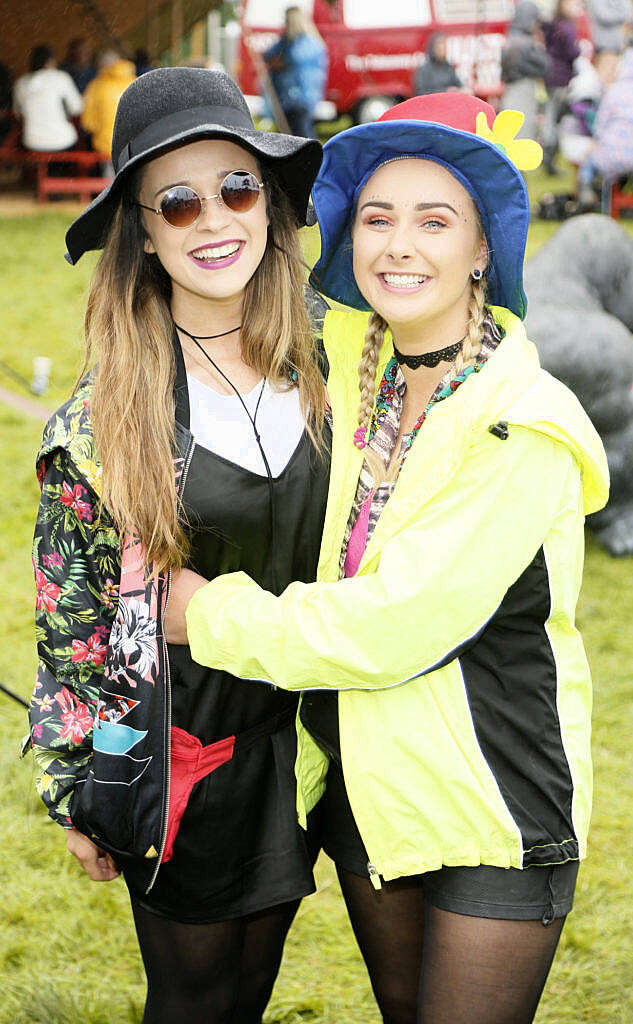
[524,213,633,555]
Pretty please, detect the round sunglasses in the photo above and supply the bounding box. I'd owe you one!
[136,170,264,228]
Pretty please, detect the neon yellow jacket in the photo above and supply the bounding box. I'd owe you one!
[186,306,609,883]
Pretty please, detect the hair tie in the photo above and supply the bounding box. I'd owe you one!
[353,427,367,450]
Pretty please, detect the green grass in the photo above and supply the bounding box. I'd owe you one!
[1,186,632,1023]
[1,212,98,410]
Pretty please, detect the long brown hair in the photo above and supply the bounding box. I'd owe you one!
[80,158,324,572]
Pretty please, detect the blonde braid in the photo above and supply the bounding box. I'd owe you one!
[354,311,388,448]
[453,277,487,378]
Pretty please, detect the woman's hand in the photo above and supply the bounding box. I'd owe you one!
[164,568,209,644]
[66,828,120,881]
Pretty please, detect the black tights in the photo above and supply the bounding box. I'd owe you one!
[337,868,565,1024]
[131,897,300,1024]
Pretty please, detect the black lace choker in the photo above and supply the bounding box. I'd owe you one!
[393,339,463,369]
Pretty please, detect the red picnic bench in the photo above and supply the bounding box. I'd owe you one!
[601,176,633,220]
[0,120,112,203]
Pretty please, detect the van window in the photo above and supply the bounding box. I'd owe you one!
[433,0,515,21]
[343,0,432,27]
[243,0,313,28]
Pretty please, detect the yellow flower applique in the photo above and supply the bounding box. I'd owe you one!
[475,110,543,171]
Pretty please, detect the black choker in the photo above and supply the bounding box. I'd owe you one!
[393,339,463,369]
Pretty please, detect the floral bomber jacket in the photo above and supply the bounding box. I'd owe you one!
[24,293,328,889]
[24,373,188,889]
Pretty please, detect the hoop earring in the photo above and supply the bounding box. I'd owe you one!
[471,268,483,281]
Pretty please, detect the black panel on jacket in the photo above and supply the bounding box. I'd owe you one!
[460,546,578,865]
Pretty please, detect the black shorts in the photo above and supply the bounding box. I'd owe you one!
[319,757,578,924]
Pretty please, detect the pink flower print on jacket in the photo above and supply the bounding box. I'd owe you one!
[34,567,61,613]
[42,551,64,569]
[108,596,157,686]
[55,685,94,744]
[71,630,108,666]
[60,481,93,522]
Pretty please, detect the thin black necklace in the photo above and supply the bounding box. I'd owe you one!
[175,323,265,441]
[393,339,463,370]
[175,322,279,592]
[176,323,241,341]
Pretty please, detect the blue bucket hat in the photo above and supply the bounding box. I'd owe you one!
[309,93,542,320]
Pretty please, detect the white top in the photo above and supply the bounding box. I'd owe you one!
[187,374,306,478]
[13,68,83,151]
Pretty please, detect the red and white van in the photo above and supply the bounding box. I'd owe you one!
[238,0,520,123]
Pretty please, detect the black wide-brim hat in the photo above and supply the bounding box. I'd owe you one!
[65,66,323,264]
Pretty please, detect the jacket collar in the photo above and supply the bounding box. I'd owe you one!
[37,328,195,497]
[361,308,541,565]
[321,305,602,577]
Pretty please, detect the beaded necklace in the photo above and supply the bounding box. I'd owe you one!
[368,355,488,479]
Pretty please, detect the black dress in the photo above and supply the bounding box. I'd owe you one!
[126,340,331,923]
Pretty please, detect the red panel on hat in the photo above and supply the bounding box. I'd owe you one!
[378,93,495,134]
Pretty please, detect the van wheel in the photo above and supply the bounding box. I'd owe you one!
[354,96,399,124]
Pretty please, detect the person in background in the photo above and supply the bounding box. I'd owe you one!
[80,49,136,164]
[595,45,623,83]
[413,33,462,95]
[500,2,550,139]
[558,50,618,170]
[542,0,581,173]
[13,44,83,151]
[263,6,328,138]
[60,37,96,93]
[588,0,632,54]
[577,47,633,205]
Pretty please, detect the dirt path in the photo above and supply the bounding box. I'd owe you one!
[0,384,52,421]
[0,189,82,218]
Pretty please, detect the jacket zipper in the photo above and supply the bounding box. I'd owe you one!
[146,436,195,894]
[367,862,381,891]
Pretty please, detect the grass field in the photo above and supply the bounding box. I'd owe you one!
[1,175,632,1023]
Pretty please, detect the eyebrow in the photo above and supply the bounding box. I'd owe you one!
[359,200,458,214]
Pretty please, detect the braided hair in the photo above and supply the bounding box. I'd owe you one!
[453,275,487,377]
[352,311,390,484]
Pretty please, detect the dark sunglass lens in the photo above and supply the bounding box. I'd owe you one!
[161,187,201,227]
[221,171,261,212]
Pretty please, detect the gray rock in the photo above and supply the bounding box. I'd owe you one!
[524,213,633,556]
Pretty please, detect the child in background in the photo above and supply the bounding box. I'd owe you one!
[542,0,582,173]
[577,47,633,205]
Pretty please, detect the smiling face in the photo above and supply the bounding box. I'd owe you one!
[352,158,487,348]
[140,138,269,322]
